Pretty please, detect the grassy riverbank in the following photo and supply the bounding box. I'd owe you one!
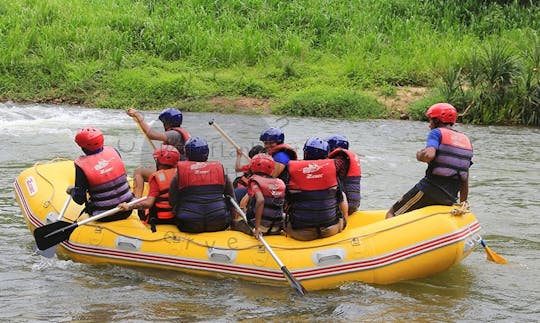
[1,0,539,125]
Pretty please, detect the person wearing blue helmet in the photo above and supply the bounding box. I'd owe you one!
[326,134,362,215]
[284,137,348,241]
[259,127,297,182]
[126,107,191,201]
[168,136,235,233]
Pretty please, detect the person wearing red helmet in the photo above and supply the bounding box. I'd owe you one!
[118,145,180,231]
[127,107,191,200]
[67,127,134,222]
[233,153,286,238]
[386,103,473,219]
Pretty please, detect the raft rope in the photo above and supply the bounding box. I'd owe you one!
[33,158,71,214]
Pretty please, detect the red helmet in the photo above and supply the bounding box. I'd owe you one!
[75,127,104,151]
[153,145,180,166]
[249,153,275,176]
[426,103,458,124]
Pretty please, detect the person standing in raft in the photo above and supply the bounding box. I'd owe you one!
[67,127,134,222]
[259,127,297,182]
[233,153,286,238]
[285,137,348,241]
[386,103,473,219]
[325,134,362,215]
[118,145,180,232]
[126,107,191,201]
[168,137,235,233]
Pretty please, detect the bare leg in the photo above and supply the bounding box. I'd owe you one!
[132,167,155,198]
[385,208,395,219]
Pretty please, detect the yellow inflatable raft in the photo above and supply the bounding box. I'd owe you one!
[14,159,482,292]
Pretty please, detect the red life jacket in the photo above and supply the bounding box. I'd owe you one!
[288,159,338,191]
[170,127,191,158]
[266,143,298,161]
[429,128,473,181]
[147,168,176,220]
[74,146,132,215]
[287,160,340,229]
[177,161,225,188]
[328,148,362,211]
[247,175,286,229]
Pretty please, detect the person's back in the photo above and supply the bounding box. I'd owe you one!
[243,153,286,238]
[285,137,348,241]
[386,103,473,219]
[169,137,234,233]
[70,127,133,222]
[127,107,191,199]
[326,134,362,215]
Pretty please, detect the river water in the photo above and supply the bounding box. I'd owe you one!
[1,102,538,322]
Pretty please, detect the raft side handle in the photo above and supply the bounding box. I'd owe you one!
[115,236,142,251]
[45,212,58,224]
[463,233,482,254]
[208,248,237,263]
[312,248,346,266]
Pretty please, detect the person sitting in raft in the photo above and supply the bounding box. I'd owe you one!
[325,134,362,215]
[259,127,297,182]
[126,107,191,202]
[118,145,180,232]
[233,144,265,201]
[233,153,286,238]
[168,136,235,233]
[67,127,134,222]
[285,137,348,241]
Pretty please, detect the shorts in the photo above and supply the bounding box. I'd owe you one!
[390,183,455,216]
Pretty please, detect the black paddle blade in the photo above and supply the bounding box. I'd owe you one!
[281,266,308,296]
[33,220,77,251]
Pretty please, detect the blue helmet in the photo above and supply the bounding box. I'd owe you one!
[303,137,329,160]
[158,108,183,127]
[325,134,349,151]
[259,127,284,144]
[184,136,209,162]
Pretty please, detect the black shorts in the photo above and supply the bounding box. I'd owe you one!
[390,183,455,216]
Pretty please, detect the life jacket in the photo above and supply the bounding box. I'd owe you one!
[246,174,286,230]
[174,161,230,233]
[147,168,176,220]
[328,148,362,212]
[170,127,191,159]
[287,160,340,229]
[74,146,133,216]
[428,128,473,182]
[233,165,252,188]
[265,143,298,182]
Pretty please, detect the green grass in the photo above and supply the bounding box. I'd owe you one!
[0,0,539,124]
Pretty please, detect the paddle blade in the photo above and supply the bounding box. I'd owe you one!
[484,245,508,264]
[34,221,77,251]
[480,239,508,264]
[281,266,308,296]
[33,243,58,258]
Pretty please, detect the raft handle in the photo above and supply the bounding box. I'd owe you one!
[115,236,142,251]
[208,248,237,263]
[312,248,346,266]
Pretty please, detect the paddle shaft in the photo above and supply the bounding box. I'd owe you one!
[56,195,72,221]
[228,196,307,296]
[209,120,251,161]
[132,115,157,150]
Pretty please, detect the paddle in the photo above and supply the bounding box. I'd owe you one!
[131,114,157,150]
[228,196,307,296]
[34,197,146,251]
[480,239,508,264]
[209,119,251,161]
[35,195,72,258]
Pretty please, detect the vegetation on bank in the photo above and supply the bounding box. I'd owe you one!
[0,0,539,125]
